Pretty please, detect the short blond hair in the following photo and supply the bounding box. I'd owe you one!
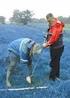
[32,43,42,55]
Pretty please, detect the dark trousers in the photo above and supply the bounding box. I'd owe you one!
[49,46,64,80]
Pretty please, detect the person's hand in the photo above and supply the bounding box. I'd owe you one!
[43,43,47,47]
[26,76,32,84]
[43,42,50,48]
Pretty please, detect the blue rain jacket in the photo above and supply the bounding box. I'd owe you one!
[8,38,35,63]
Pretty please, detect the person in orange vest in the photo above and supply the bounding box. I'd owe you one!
[43,13,64,81]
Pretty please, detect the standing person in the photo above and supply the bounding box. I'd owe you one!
[6,38,42,87]
[43,13,64,81]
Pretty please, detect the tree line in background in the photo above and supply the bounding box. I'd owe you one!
[9,9,34,25]
[0,9,70,25]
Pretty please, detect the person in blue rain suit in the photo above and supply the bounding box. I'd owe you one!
[6,38,42,87]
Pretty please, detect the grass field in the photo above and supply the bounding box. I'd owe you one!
[0,23,70,98]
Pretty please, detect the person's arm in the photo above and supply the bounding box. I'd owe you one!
[43,23,63,47]
[27,50,32,76]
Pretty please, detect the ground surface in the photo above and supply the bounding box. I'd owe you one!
[0,23,70,98]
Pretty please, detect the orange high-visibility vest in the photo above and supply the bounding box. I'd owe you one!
[47,18,64,48]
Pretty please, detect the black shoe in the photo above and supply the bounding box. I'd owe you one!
[49,76,56,81]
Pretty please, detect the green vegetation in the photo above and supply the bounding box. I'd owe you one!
[0,10,70,26]
[0,16,5,24]
[9,9,34,25]
[64,24,70,30]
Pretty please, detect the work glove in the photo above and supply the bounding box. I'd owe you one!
[43,42,50,48]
